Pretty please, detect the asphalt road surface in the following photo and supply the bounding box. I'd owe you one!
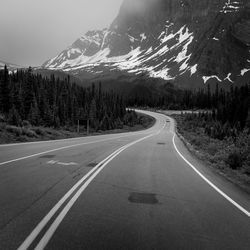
[0,110,249,250]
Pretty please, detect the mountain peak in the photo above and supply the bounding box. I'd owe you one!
[42,0,250,88]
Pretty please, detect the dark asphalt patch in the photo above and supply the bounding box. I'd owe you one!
[39,155,55,159]
[87,162,98,168]
[157,142,166,145]
[128,192,159,205]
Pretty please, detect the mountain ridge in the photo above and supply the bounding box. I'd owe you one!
[0,60,23,70]
[42,0,250,88]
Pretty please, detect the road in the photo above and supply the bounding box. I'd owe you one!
[0,110,249,250]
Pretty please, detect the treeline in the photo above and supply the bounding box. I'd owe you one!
[172,85,250,172]
[181,85,250,140]
[128,82,250,138]
[127,83,249,111]
[0,66,128,131]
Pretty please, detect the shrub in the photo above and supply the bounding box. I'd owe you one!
[123,110,138,127]
[190,136,202,147]
[22,128,38,138]
[243,164,250,175]
[6,125,22,136]
[33,127,46,136]
[207,143,218,156]
[0,114,6,122]
[8,107,22,126]
[226,150,243,170]
[114,117,123,129]
[22,120,32,128]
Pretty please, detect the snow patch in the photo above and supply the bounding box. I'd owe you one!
[202,75,222,84]
[128,34,137,43]
[220,0,241,13]
[224,73,233,83]
[158,31,165,39]
[140,33,146,42]
[145,47,153,55]
[190,64,197,75]
[173,26,194,72]
[241,68,250,76]
[101,30,110,49]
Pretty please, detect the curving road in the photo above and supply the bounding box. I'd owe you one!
[0,110,249,250]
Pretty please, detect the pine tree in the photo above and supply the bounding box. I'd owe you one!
[8,106,21,126]
[0,68,128,131]
[23,67,34,118]
[28,96,40,126]
[89,99,97,129]
[0,65,11,113]
[245,111,250,132]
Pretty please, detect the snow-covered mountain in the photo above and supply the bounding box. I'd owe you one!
[42,0,250,88]
[0,60,22,71]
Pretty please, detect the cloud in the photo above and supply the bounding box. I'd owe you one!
[0,0,123,66]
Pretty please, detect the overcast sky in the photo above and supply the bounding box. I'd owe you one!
[0,0,123,66]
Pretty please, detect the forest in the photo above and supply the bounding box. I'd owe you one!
[180,84,250,139]
[171,84,250,176]
[128,82,250,137]
[128,80,250,175]
[0,65,249,145]
[0,66,139,132]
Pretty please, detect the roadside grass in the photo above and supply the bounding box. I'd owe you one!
[172,114,250,194]
[0,112,155,145]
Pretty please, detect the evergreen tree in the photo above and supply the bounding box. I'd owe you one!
[23,67,34,118]
[28,96,40,126]
[8,106,21,126]
[0,65,11,113]
[89,99,97,129]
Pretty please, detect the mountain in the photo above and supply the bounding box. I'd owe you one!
[42,0,250,89]
[0,60,23,71]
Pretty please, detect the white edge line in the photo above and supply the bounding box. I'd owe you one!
[172,132,250,217]
[0,110,155,148]
[34,132,155,250]
[0,132,150,167]
[1,111,163,166]
[0,130,148,147]
[0,135,91,147]
[0,128,145,148]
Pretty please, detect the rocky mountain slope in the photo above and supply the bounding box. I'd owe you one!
[42,0,250,88]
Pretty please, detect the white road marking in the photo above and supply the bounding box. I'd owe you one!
[172,132,250,217]
[0,129,151,147]
[16,111,250,250]
[18,120,166,250]
[17,145,128,250]
[0,136,90,147]
[0,132,150,167]
[47,160,78,166]
[34,132,156,250]
[0,109,157,148]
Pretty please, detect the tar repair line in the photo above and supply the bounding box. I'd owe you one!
[0,131,152,167]
[172,133,250,218]
[18,122,165,250]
